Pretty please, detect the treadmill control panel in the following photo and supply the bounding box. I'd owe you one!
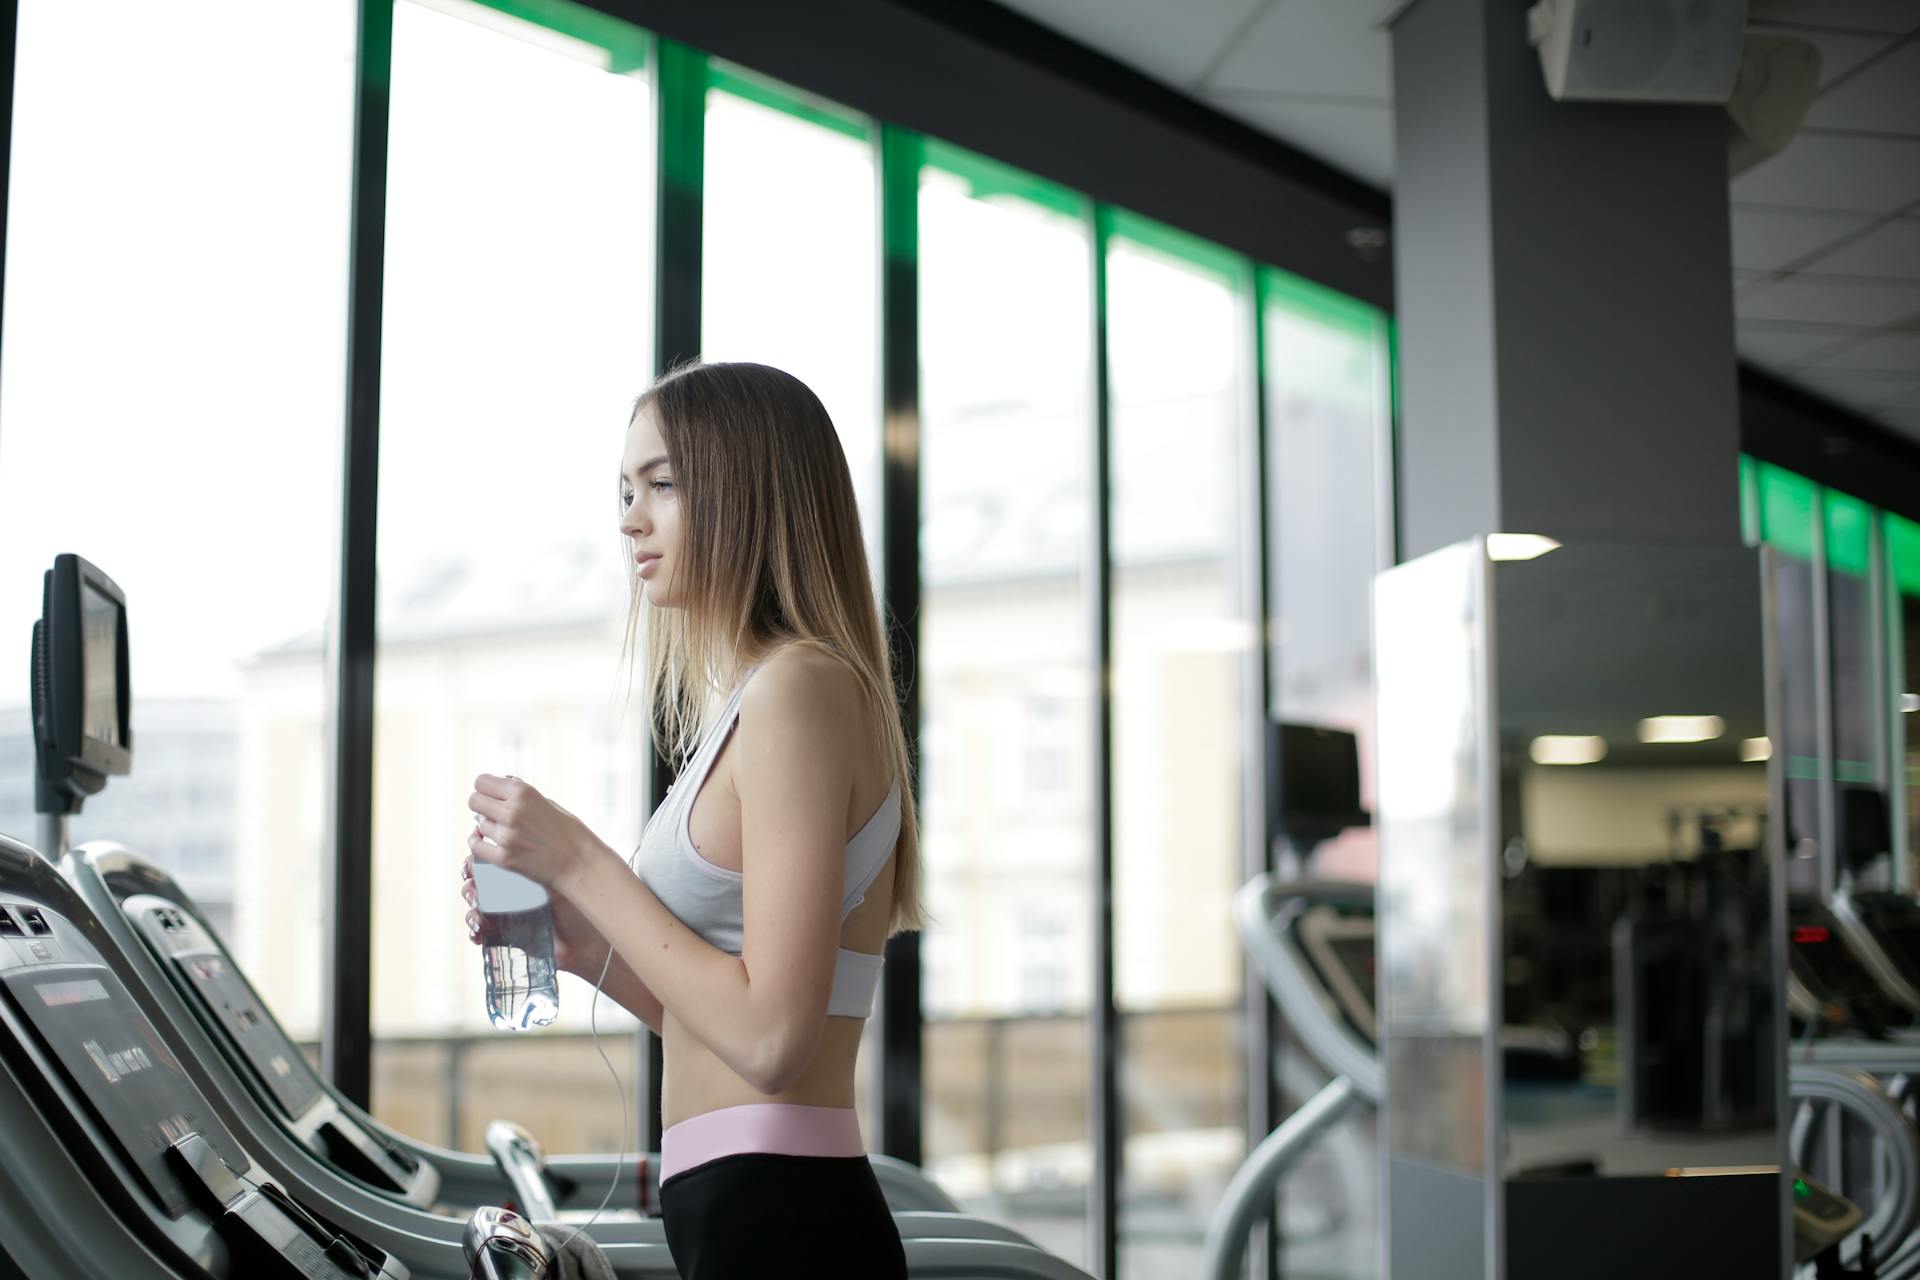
[129,895,420,1196]
[140,902,323,1121]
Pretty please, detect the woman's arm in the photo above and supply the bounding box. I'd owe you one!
[561,654,856,1094]
[580,950,665,1034]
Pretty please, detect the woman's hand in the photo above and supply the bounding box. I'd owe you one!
[461,856,616,981]
[466,773,610,897]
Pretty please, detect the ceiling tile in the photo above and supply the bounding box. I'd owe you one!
[1730,205,1876,270]
[1206,0,1392,99]
[1745,0,1920,34]
[1206,94,1394,187]
[1810,329,1920,371]
[1736,276,1920,326]
[1731,133,1920,213]
[1809,216,1920,278]
[991,0,1269,88]
[1747,25,1896,87]
[1804,43,1920,134]
[1737,325,1859,365]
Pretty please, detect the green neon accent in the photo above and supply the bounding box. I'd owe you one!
[1834,760,1878,783]
[1785,756,1821,781]
[1889,513,1920,599]
[1261,266,1381,344]
[1739,455,1759,547]
[1794,1177,1810,1203]
[1825,490,1872,578]
[1104,206,1247,288]
[707,60,869,141]
[920,137,1083,220]
[358,0,393,94]
[1262,266,1389,414]
[462,0,650,72]
[657,39,705,195]
[1755,462,1817,561]
[882,125,921,265]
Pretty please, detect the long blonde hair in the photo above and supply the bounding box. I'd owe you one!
[615,361,923,934]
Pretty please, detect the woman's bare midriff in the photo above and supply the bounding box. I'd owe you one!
[661,719,895,1130]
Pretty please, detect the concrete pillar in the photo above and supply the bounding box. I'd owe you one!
[1391,0,1741,561]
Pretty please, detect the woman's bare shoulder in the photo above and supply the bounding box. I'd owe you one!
[740,644,864,737]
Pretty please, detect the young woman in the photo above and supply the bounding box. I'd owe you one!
[460,360,920,1277]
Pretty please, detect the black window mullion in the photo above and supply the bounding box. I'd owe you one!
[1242,267,1283,1280]
[325,0,395,1110]
[1088,202,1119,1280]
[877,121,924,1167]
[643,33,706,1157]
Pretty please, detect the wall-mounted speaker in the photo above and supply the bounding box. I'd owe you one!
[1526,0,1747,103]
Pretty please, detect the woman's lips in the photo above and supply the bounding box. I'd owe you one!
[635,554,661,578]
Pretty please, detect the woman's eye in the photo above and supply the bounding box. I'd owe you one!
[619,490,633,509]
[650,478,674,494]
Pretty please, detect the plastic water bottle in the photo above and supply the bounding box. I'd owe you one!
[472,862,559,1031]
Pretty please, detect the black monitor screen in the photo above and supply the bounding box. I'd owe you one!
[173,952,321,1120]
[3,965,243,1218]
[1794,924,1875,999]
[80,582,120,750]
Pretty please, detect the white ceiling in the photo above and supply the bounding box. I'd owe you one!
[993,0,1920,444]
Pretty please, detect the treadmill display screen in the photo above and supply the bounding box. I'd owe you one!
[1795,928,1875,999]
[4,965,245,1218]
[173,951,321,1120]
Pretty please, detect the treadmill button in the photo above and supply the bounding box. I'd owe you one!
[28,943,50,961]
[17,908,50,936]
[0,908,21,937]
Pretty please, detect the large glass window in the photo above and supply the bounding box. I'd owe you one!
[1105,214,1249,1279]
[1260,270,1394,1279]
[698,63,886,1128]
[701,66,882,586]
[1889,515,1920,888]
[917,142,1094,1267]
[367,0,655,1152]
[1826,493,1886,884]
[0,0,358,1021]
[1747,462,1824,891]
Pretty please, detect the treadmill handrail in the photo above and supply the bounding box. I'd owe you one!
[1234,874,1383,1102]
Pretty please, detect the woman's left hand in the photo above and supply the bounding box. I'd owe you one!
[467,774,605,895]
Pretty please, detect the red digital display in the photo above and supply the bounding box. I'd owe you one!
[1794,925,1832,945]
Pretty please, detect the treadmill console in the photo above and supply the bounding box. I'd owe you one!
[124,891,424,1199]
[1293,905,1378,1047]
[1788,896,1906,1037]
[0,843,408,1278]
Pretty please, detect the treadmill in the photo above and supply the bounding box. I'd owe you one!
[1205,874,1901,1280]
[62,841,969,1217]
[15,833,1109,1279]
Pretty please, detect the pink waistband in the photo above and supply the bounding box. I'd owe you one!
[659,1103,866,1185]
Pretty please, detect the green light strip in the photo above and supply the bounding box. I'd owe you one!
[1825,490,1872,578]
[463,0,650,72]
[1104,206,1247,288]
[706,59,870,141]
[920,136,1083,220]
[1260,265,1382,344]
[1754,460,1818,561]
[1889,513,1920,599]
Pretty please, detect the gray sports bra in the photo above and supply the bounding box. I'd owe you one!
[634,665,900,1019]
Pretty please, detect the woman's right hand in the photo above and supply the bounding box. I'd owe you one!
[462,855,617,981]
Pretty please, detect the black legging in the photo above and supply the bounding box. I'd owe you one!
[659,1152,908,1279]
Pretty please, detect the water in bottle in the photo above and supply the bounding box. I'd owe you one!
[472,862,559,1030]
